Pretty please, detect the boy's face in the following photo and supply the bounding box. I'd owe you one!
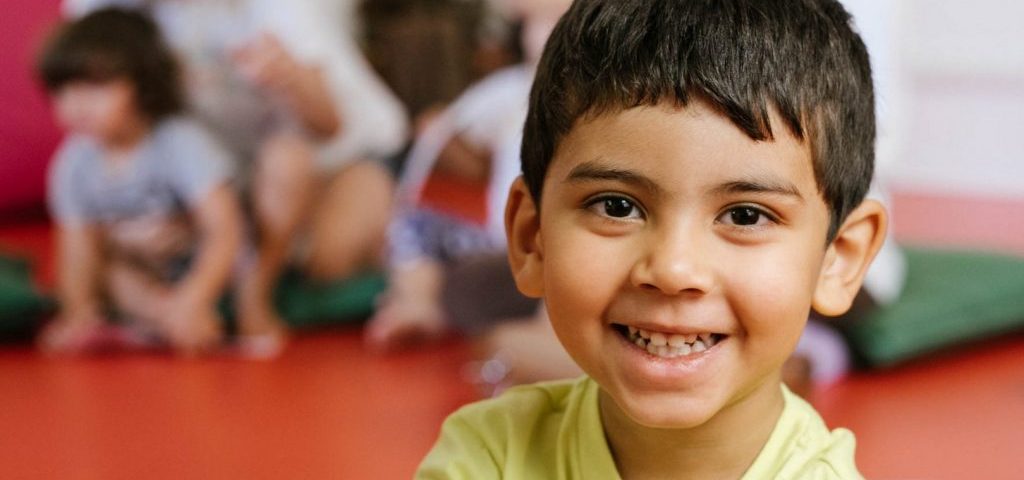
[54,78,142,145]
[512,100,836,428]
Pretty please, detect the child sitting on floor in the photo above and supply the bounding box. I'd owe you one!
[417,0,886,477]
[36,8,244,355]
[365,0,570,351]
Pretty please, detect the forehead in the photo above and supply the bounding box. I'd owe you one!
[544,100,819,199]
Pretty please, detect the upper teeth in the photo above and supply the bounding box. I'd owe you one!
[627,327,719,358]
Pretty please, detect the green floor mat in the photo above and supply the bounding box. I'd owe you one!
[0,256,382,337]
[0,255,54,340]
[842,248,1024,367]
[274,270,386,329]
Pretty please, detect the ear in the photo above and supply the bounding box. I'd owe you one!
[813,199,888,317]
[505,177,545,298]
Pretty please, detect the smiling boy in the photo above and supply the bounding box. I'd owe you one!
[417,0,884,478]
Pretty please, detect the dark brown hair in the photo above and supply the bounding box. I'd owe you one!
[522,0,875,240]
[37,7,184,121]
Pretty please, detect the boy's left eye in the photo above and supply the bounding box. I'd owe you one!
[718,206,774,227]
[586,195,643,220]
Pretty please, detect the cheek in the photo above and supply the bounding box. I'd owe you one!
[54,100,74,128]
[89,83,138,129]
[54,94,85,129]
[543,227,629,300]
[544,246,605,319]
[98,95,133,126]
[725,243,820,343]
[540,227,631,339]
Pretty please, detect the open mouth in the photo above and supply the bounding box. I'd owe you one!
[612,324,726,359]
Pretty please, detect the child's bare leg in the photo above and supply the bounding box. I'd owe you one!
[365,259,448,351]
[239,132,315,339]
[105,260,172,330]
[302,160,394,281]
[106,260,223,353]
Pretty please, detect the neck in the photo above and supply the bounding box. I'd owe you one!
[600,375,786,480]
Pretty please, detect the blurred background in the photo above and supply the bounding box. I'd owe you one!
[1,0,1022,479]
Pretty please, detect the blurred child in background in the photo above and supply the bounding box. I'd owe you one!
[365,0,570,350]
[64,0,409,352]
[37,8,243,355]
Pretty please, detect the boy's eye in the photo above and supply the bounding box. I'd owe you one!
[719,206,774,227]
[587,196,642,220]
[730,207,761,225]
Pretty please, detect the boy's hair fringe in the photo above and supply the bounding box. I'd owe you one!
[522,0,875,240]
[37,7,184,122]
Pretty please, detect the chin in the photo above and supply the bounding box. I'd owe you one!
[616,392,721,430]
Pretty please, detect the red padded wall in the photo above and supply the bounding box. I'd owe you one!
[0,1,63,215]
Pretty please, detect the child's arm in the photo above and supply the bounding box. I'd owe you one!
[40,222,105,352]
[57,223,103,315]
[162,184,244,351]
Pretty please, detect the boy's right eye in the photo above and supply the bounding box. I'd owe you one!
[586,195,643,220]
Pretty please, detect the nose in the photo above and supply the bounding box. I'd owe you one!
[629,220,715,296]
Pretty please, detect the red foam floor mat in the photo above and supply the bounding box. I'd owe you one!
[815,335,1024,479]
[0,332,478,479]
[1,331,1022,479]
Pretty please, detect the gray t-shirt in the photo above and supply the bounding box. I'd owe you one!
[48,117,235,225]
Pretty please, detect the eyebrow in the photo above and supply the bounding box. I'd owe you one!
[710,179,805,201]
[565,160,664,196]
[565,160,804,201]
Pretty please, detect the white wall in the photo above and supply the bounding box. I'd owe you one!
[888,0,1024,198]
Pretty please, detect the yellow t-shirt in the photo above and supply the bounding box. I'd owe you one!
[416,376,863,479]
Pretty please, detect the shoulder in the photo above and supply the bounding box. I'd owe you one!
[750,387,863,480]
[444,377,581,438]
[416,377,591,479]
[53,134,97,161]
[47,135,102,221]
[151,117,218,145]
[790,397,861,479]
[149,117,232,166]
[146,117,234,201]
[50,135,98,177]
